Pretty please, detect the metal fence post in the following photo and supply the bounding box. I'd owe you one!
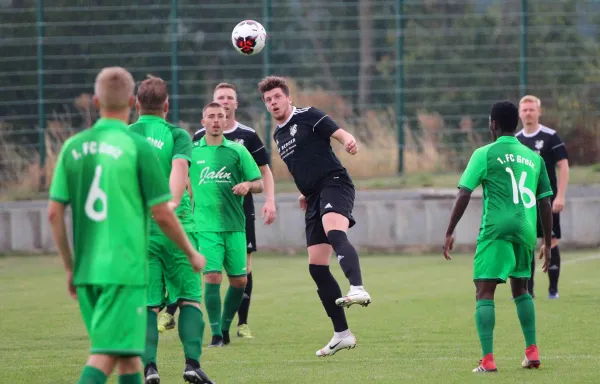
[37,0,45,190]
[170,0,179,123]
[519,0,528,97]
[396,0,404,174]
[263,0,272,163]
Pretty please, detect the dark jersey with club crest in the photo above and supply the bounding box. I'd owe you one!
[516,124,568,195]
[273,106,349,196]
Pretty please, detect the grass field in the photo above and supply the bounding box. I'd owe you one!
[2,250,600,384]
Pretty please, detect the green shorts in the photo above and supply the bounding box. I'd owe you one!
[77,285,146,356]
[473,239,534,283]
[198,231,247,277]
[147,231,202,308]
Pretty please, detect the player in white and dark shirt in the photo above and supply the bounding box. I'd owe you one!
[160,83,276,345]
[258,75,371,358]
[517,95,570,300]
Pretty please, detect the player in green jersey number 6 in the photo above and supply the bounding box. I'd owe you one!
[443,101,554,374]
[47,67,205,384]
[128,76,215,384]
[189,102,264,348]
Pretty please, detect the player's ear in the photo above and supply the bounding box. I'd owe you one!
[128,95,135,108]
[164,99,169,114]
[93,95,100,109]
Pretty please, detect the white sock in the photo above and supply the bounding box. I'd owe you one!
[334,329,351,339]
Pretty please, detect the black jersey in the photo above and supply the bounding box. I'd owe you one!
[273,106,349,196]
[193,122,269,215]
[516,124,568,194]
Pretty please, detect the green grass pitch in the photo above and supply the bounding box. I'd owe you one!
[1,250,599,384]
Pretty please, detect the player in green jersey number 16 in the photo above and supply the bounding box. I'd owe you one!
[442,101,554,374]
[47,67,205,384]
[189,102,263,348]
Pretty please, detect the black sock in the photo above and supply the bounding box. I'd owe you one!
[548,246,561,293]
[237,272,253,325]
[326,230,363,286]
[527,256,535,297]
[166,303,178,316]
[309,264,348,332]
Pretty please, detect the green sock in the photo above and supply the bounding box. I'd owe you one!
[514,293,537,347]
[118,373,142,384]
[78,365,107,384]
[178,304,206,361]
[475,299,495,356]
[221,285,245,333]
[204,283,222,337]
[143,310,159,366]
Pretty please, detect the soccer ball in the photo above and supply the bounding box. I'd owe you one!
[231,20,267,56]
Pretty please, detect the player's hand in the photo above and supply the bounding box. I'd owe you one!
[232,182,250,196]
[298,194,307,211]
[345,137,358,155]
[443,235,454,260]
[552,196,565,213]
[262,200,276,225]
[66,270,77,299]
[189,251,206,273]
[539,244,551,273]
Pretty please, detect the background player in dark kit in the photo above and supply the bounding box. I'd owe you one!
[257,75,371,358]
[191,83,276,340]
[516,95,569,299]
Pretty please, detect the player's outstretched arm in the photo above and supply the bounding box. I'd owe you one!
[331,129,358,155]
[169,158,189,208]
[443,188,472,260]
[152,202,205,272]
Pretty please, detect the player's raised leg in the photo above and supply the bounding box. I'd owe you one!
[309,243,357,357]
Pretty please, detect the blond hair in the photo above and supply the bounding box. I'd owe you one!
[94,67,135,111]
[519,95,541,108]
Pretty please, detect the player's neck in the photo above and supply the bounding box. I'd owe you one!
[523,123,539,134]
[100,110,131,124]
[225,118,237,132]
[205,134,224,146]
[276,106,293,125]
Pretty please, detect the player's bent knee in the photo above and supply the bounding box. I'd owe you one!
[87,354,118,375]
[308,244,333,266]
[204,272,222,284]
[551,238,559,248]
[228,276,247,289]
[117,356,141,376]
[179,300,201,310]
[321,212,349,233]
[149,306,160,314]
[246,253,252,272]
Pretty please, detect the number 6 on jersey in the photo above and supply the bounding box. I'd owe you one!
[85,165,108,222]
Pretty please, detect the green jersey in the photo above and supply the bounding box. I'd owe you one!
[190,136,262,232]
[458,135,553,247]
[49,118,172,286]
[128,115,195,234]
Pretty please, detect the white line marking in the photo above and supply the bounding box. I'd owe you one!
[562,254,600,266]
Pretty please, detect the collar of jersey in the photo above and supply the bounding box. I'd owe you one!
[136,115,166,123]
[495,135,519,143]
[93,118,129,130]
[198,136,230,147]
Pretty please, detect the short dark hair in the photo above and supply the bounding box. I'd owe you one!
[136,75,168,112]
[257,76,290,98]
[202,101,224,115]
[490,101,519,133]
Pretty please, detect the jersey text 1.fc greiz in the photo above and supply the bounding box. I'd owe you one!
[274,107,349,196]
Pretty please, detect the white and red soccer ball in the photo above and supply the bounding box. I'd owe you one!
[231,20,267,56]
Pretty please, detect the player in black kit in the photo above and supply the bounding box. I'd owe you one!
[516,95,569,300]
[159,83,277,342]
[258,75,371,358]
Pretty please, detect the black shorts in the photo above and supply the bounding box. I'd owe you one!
[246,214,257,253]
[536,212,561,239]
[305,176,356,247]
